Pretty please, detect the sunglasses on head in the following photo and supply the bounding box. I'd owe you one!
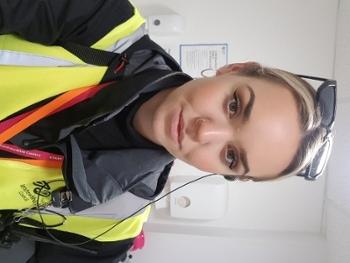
[296,75,337,181]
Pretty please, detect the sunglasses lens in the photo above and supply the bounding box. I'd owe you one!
[307,140,331,180]
[317,81,336,128]
[296,76,336,181]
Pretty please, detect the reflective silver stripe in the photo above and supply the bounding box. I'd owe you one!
[0,25,146,66]
[46,191,149,219]
[0,50,77,66]
[105,24,146,53]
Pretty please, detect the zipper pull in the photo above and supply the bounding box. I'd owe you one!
[114,53,128,74]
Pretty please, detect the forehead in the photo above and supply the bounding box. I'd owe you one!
[237,77,301,178]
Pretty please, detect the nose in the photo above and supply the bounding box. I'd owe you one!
[187,117,232,144]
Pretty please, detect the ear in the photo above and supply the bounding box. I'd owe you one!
[216,62,258,76]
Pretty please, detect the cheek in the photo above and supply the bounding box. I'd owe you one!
[182,147,222,173]
[186,85,226,115]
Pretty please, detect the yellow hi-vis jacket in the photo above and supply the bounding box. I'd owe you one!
[0,0,153,245]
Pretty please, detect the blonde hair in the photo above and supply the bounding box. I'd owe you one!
[234,62,325,180]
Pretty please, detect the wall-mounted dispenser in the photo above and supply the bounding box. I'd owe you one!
[169,176,228,220]
[146,14,185,36]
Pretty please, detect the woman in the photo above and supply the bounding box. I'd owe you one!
[133,62,319,180]
[0,0,334,261]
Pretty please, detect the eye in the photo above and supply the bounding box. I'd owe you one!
[225,146,238,169]
[227,92,241,117]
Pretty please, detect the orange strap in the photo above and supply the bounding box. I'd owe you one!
[0,86,92,144]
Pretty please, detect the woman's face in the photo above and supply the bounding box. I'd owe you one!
[146,73,301,180]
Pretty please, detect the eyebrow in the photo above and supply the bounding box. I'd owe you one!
[237,85,255,176]
[239,148,250,176]
[242,85,255,123]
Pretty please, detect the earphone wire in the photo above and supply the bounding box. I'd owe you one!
[31,173,217,250]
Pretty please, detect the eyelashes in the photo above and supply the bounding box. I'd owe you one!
[227,91,241,117]
[225,145,238,169]
[224,90,241,170]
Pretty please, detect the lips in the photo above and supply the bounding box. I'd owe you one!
[177,109,184,149]
[170,107,183,149]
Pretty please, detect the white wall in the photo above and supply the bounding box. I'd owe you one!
[131,0,338,262]
[134,0,336,76]
[325,105,350,263]
[325,1,350,262]
[132,231,326,263]
[149,173,326,232]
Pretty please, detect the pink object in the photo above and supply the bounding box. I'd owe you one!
[0,110,34,133]
[131,230,145,251]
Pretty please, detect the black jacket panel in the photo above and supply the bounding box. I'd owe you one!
[0,0,133,45]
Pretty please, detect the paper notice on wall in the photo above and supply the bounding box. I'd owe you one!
[180,44,228,78]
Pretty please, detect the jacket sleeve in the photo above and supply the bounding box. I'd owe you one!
[0,0,134,46]
[63,136,173,213]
